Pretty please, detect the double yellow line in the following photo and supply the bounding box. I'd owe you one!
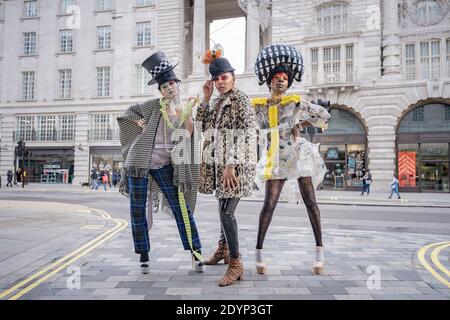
[417,241,450,288]
[0,208,128,300]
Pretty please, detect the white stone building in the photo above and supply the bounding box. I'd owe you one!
[0,0,449,192]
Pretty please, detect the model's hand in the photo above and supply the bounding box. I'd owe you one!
[135,119,145,128]
[202,80,214,105]
[186,115,194,136]
[221,166,239,190]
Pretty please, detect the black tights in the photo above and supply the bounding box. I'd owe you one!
[256,177,323,249]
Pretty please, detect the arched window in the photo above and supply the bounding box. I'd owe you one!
[396,103,450,192]
[312,107,367,190]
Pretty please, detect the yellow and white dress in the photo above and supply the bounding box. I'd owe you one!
[252,95,330,201]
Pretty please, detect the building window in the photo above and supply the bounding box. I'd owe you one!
[317,2,348,35]
[60,0,74,15]
[135,64,151,96]
[136,0,153,7]
[96,0,112,11]
[24,0,38,18]
[59,115,75,141]
[445,105,450,121]
[413,0,445,26]
[345,44,353,82]
[405,44,417,80]
[311,48,318,85]
[58,69,72,99]
[323,46,340,83]
[17,116,34,141]
[38,115,56,141]
[412,106,424,122]
[136,22,152,47]
[420,40,441,79]
[23,32,37,55]
[97,26,111,50]
[447,39,450,77]
[22,71,35,100]
[92,114,110,140]
[96,66,111,97]
[59,30,74,53]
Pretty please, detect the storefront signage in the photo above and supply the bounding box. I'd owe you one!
[43,163,61,173]
[398,152,416,187]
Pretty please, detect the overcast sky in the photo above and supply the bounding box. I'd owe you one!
[209,17,246,75]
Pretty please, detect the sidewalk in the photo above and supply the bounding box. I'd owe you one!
[2,183,450,208]
[254,190,450,208]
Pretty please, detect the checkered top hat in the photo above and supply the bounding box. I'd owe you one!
[254,44,304,88]
[142,51,180,85]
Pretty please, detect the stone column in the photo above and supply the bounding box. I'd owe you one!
[382,0,401,79]
[245,4,260,73]
[72,112,90,186]
[191,0,206,77]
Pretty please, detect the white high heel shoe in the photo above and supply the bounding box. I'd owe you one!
[312,246,324,275]
[192,254,206,273]
[255,249,266,274]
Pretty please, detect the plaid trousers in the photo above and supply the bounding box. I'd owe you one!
[128,164,202,254]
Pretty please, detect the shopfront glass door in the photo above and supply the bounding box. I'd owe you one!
[420,162,449,192]
[322,162,346,190]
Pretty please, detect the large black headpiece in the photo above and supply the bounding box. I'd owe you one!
[254,44,304,88]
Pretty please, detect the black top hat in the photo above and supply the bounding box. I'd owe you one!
[142,51,180,85]
[209,57,235,80]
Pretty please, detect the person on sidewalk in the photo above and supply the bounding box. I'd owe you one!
[365,171,372,195]
[360,170,372,195]
[360,174,367,196]
[117,52,204,275]
[90,168,98,189]
[102,172,109,191]
[388,174,401,199]
[251,44,330,275]
[6,169,13,187]
[196,46,257,287]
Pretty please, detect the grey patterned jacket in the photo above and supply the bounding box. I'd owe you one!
[117,98,199,215]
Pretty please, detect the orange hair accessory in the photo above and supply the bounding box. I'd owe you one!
[202,48,223,65]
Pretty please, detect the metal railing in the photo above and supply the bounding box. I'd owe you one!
[88,129,120,141]
[13,131,75,142]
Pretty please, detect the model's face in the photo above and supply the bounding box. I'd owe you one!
[159,80,179,100]
[213,72,235,95]
[271,72,289,95]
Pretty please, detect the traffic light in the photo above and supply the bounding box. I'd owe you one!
[17,140,24,157]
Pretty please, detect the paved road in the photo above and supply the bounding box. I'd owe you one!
[0,189,449,300]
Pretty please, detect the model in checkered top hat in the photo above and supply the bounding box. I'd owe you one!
[117,51,205,274]
[251,44,331,276]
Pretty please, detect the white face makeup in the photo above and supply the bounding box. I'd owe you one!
[159,80,179,101]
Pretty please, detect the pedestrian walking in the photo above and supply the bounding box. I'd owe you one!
[6,169,13,187]
[360,174,367,195]
[388,174,401,199]
[365,171,372,195]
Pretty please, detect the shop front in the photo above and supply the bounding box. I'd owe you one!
[310,107,368,191]
[23,148,74,183]
[396,103,450,193]
[89,147,124,179]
